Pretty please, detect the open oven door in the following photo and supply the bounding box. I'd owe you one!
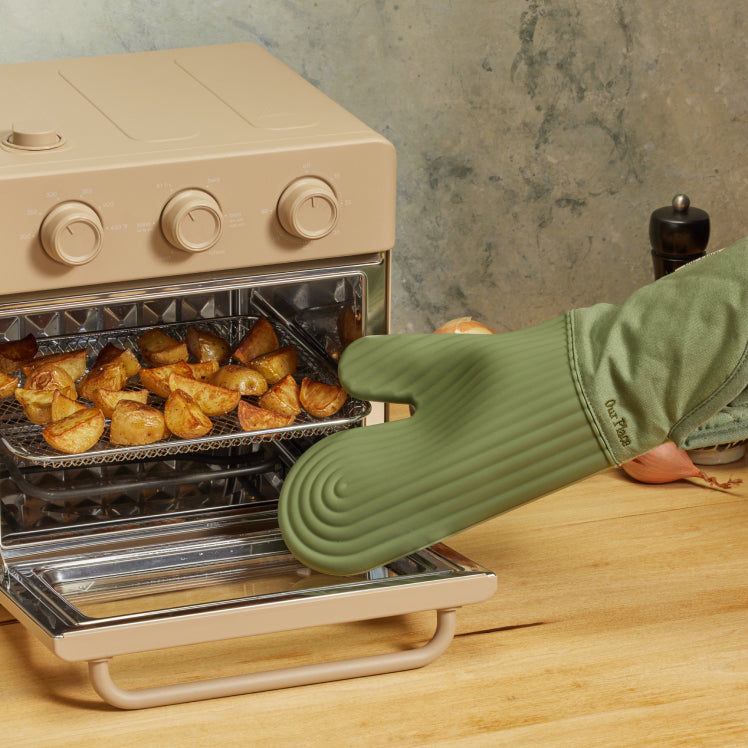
[1,487,495,709]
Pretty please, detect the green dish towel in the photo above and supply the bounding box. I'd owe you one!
[683,388,748,450]
[279,236,748,576]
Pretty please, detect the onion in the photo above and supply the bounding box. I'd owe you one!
[434,316,495,334]
[621,442,742,489]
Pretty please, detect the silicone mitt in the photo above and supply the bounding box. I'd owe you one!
[279,236,748,575]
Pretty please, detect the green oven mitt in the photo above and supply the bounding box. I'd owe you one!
[279,236,748,575]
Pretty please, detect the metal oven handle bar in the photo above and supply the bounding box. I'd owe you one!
[88,608,457,710]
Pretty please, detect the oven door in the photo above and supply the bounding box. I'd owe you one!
[2,511,495,709]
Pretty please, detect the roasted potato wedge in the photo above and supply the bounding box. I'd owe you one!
[14,388,55,424]
[210,365,267,396]
[299,378,348,418]
[92,387,149,419]
[43,407,105,454]
[50,390,87,421]
[258,374,301,418]
[0,370,19,399]
[22,348,88,381]
[77,362,127,401]
[337,305,362,352]
[187,360,220,382]
[24,363,77,399]
[0,334,38,374]
[109,400,169,446]
[167,373,241,417]
[94,342,141,378]
[164,389,213,439]
[237,400,295,431]
[232,318,279,365]
[139,361,193,399]
[248,345,297,385]
[137,328,188,366]
[186,326,231,364]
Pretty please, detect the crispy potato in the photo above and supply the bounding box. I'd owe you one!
[0,370,19,399]
[232,318,278,365]
[92,387,149,418]
[210,365,267,396]
[139,361,193,399]
[237,400,295,431]
[137,328,188,366]
[167,373,241,417]
[22,348,88,381]
[94,342,141,378]
[0,334,38,374]
[248,345,297,385]
[164,389,213,439]
[186,360,220,382]
[258,374,301,418]
[77,362,127,401]
[51,390,87,421]
[337,305,362,351]
[43,407,105,454]
[24,363,77,399]
[299,378,348,418]
[109,400,169,446]
[186,326,231,363]
[14,388,55,424]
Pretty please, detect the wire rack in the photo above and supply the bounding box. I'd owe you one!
[0,316,369,469]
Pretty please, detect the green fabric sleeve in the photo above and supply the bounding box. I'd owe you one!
[569,236,748,464]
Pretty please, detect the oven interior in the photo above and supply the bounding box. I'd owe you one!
[0,261,376,579]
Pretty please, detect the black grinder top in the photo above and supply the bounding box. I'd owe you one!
[650,194,710,278]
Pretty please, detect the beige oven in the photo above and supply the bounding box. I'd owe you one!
[0,43,496,709]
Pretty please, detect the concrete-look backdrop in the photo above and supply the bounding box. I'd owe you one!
[1,1,745,333]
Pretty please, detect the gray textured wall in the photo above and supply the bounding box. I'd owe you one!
[2,1,746,332]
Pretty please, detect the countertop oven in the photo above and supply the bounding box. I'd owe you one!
[0,43,496,709]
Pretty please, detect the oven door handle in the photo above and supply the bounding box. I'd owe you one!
[87,607,457,710]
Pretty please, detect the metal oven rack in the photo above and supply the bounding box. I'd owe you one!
[0,316,370,469]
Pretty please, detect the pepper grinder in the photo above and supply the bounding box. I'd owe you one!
[649,194,710,279]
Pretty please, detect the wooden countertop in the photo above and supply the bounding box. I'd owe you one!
[1,414,746,745]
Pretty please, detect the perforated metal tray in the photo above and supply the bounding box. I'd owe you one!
[0,317,369,469]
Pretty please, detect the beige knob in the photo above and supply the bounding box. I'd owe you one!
[277,177,339,240]
[7,120,62,150]
[161,189,223,252]
[40,202,104,266]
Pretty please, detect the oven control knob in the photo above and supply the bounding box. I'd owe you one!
[277,177,339,240]
[40,202,104,266]
[161,189,223,252]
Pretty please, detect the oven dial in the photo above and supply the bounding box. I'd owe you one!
[161,189,223,252]
[40,202,104,266]
[277,177,339,240]
[5,120,63,151]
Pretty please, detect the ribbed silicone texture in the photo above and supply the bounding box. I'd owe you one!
[279,315,611,576]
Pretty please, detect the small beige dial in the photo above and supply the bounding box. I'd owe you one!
[6,120,63,150]
[161,189,223,252]
[277,177,339,240]
[40,202,104,266]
